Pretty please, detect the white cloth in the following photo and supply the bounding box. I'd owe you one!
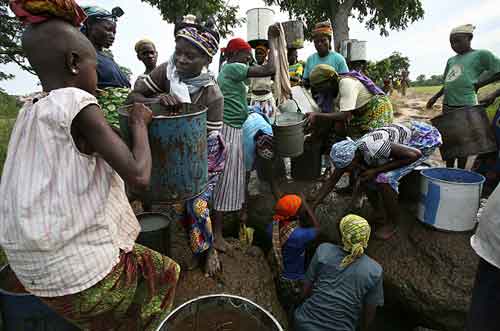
[450,24,475,35]
[337,77,373,112]
[0,88,140,297]
[272,23,292,106]
[471,185,500,269]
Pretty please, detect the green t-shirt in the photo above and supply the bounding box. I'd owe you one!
[443,49,500,106]
[218,62,249,128]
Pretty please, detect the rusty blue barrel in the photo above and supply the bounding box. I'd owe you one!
[119,103,207,203]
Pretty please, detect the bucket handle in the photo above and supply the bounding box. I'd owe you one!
[273,99,302,126]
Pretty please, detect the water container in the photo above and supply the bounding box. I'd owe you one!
[272,112,306,157]
[418,168,485,232]
[246,8,275,47]
[119,103,208,203]
[431,105,497,160]
[0,266,79,331]
[291,86,320,114]
[136,212,172,256]
[156,294,283,331]
[282,20,304,49]
[340,39,367,62]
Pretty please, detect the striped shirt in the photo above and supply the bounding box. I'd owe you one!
[357,124,412,166]
[0,88,140,297]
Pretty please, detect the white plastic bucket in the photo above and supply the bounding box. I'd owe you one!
[418,168,485,232]
[246,8,275,44]
[340,39,367,62]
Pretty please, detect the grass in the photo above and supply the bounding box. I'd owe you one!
[410,83,500,98]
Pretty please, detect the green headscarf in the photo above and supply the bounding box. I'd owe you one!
[310,64,339,90]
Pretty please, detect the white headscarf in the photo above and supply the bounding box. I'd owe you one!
[450,24,475,35]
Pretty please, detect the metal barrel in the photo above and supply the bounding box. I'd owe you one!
[119,103,208,203]
[431,105,497,160]
[272,112,306,158]
[135,212,172,256]
[156,294,283,331]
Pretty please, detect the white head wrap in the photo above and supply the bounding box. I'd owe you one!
[450,24,475,35]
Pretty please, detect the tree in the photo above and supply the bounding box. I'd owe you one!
[416,74,426,82]
[141,0,244,38]
[0,1,34,81]
[364,51,410,86]
[263,0,424,51]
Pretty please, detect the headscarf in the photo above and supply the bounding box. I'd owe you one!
[312,21,333,38]
[81,6,122,34]
[10,0,87,26]
[135,38,155,54]
[224,38,252,54]
[176,26,219,58]
[310,64,339,90]
[330,138,357,169]
[273,194,302,222]
[450,24,475,35]
[339,214,371,267]
[255,44,269,53]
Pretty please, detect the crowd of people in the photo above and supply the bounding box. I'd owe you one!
[1,1,500,331]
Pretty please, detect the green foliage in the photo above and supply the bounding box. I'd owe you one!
[263,0,424,39]
[411,74,443,87]
[0,92,19,175]
[141,0,244,38]
[365,51,410,86]
[0,2,34,80]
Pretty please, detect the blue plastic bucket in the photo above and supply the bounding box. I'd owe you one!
[418,168,485,231]
[119,103,208,203]
[0,266,79,331]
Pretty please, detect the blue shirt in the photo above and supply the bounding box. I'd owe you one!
[97,51,131,89]
[295,243,384,331]
[267,223,317,280]
[303,51,349,79]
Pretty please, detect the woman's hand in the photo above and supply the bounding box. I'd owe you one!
[129,103,153,126]
[268,23,281,39]
[159,94,181,107]
[306,112,319,126]
[480,92,499,107]
[426,96,438,109]
[360,168,379,182]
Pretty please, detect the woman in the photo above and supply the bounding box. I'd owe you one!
[82,5,130,128]
[267,194,319,319]
[312,122,442,240]
[248,43,276,120]
[134,38,158,85]
[426,24,500,168]
[288,48,304,87]
[212,30,278,252]
[307,64,393,139]
[129,20,225,276]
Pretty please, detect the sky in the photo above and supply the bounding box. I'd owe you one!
[1,0,499,95]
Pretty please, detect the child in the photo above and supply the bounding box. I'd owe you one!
[0,2,180,330]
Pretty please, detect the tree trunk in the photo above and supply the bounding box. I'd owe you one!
[331,0,355,52]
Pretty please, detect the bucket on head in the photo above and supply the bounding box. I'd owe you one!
[340,39,367,62]
[136,212,172,256]
[282,20,304,49]
[156,294,283,331]
[246,8,275,48]
[418,168,485,232]
[291,140,322,180]
[431,105,497,160]
[119,103,208,204]
[272,112,306,158]
[0,266,79,331]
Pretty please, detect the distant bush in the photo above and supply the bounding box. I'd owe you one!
[0,91,20,118]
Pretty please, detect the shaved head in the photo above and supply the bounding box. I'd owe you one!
[22,19,97,91]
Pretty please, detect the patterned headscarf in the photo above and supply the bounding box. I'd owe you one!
[310,64,339,90]
[312,21,333,38]
[176,26,219,58]
[135,38,155,54]
[10,0,87,26]
[273,195,302,222]
[255,44,269,53]
[450,24,475,35]
[339,214,371,267]
[330,138,357,169]
[82,6,118,22]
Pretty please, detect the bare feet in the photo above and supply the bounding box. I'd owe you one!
[204,247,221,277]
[214,236,232,253]
[374,224,398,240]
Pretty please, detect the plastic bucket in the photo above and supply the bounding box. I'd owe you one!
[136,212,172,256]
[0,266,79,331]
[246,8,275,47]
[340,39,367,62]
[431,105,497,159]
[119,103,208,203]
[418,168,485,231]
[272,112,306,157]
[291,86,320,114]
[156,294,283,331]
[282,20,304,49]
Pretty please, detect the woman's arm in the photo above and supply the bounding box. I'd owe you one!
[247,40,276,78]
[360,143,422,182]
[311,168,346,208]
[426,87,444,109]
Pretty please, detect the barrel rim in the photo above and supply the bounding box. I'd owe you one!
[245,7,276,15]
[156,294,284,331]
[420,167,485,185]
[272,112,306,127]
[430,104,486,121]
[118,102,207,119]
